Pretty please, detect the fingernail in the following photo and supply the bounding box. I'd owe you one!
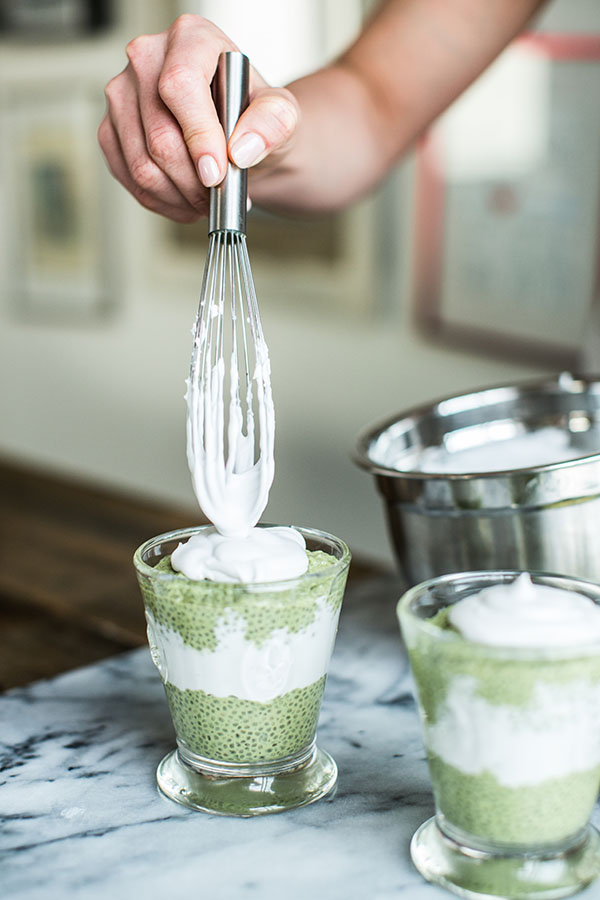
[230,133,266,169]
[198,154,220,187]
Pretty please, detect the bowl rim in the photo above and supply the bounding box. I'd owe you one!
[353,372,600,480]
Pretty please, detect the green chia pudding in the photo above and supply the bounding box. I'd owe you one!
[138,548,347,765]
[401,595,600,847]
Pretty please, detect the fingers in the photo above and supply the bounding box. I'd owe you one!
[157,15,237,187]
[98,14,300,223]
[126,31,206,207]
[229,87,300,169]
[98,86,205,223]
[136,16,299,183]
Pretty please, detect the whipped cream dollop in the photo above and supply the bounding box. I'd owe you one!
[449,573,600,647]
[171,525,309,584]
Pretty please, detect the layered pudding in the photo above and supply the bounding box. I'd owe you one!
[400,573,600,847]
[138,527,348,765]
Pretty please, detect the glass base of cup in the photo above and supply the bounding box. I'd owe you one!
[410,816,600,900]
[156,744,337,817]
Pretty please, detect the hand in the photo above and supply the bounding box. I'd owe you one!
[98,15,299,223]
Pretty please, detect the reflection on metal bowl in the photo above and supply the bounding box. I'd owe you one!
[354,373,600,587]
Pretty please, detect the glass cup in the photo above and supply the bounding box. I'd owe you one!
[397,571,600,900]
[134,524,350,817]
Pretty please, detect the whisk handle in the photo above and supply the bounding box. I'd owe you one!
[209,51,250,235]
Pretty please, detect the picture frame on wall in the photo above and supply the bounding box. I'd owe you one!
[2,83,115,322]
[413,33,600,367]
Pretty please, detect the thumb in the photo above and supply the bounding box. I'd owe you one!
[228,86,299,169]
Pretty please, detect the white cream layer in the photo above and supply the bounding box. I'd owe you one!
[145,596,340,702]
[426,675,600,787]
[449,573,600,647]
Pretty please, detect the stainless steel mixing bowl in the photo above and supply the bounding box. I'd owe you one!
[354,374,600,586]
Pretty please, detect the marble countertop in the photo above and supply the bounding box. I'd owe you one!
[3,577,600,900]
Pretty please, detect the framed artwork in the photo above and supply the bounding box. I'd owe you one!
[414,33,600,367]
[2,83,114,322]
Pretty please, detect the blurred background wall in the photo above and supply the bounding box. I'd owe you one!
[0,0,598,565]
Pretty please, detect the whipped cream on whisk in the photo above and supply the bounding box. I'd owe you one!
[175,329,306,583]
[186,339,274,539]
[449,573,600,647]
[175,231,308,584]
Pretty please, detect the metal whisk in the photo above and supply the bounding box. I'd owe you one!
[186,52,275,538]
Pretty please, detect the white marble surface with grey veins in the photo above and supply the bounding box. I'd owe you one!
[4,577,600,900]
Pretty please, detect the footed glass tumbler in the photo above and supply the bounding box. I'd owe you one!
[398,571,600,900]
[134,525,350,817]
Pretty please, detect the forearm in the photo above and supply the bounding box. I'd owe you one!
[251,0,549,214]
[249,64,391,215]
